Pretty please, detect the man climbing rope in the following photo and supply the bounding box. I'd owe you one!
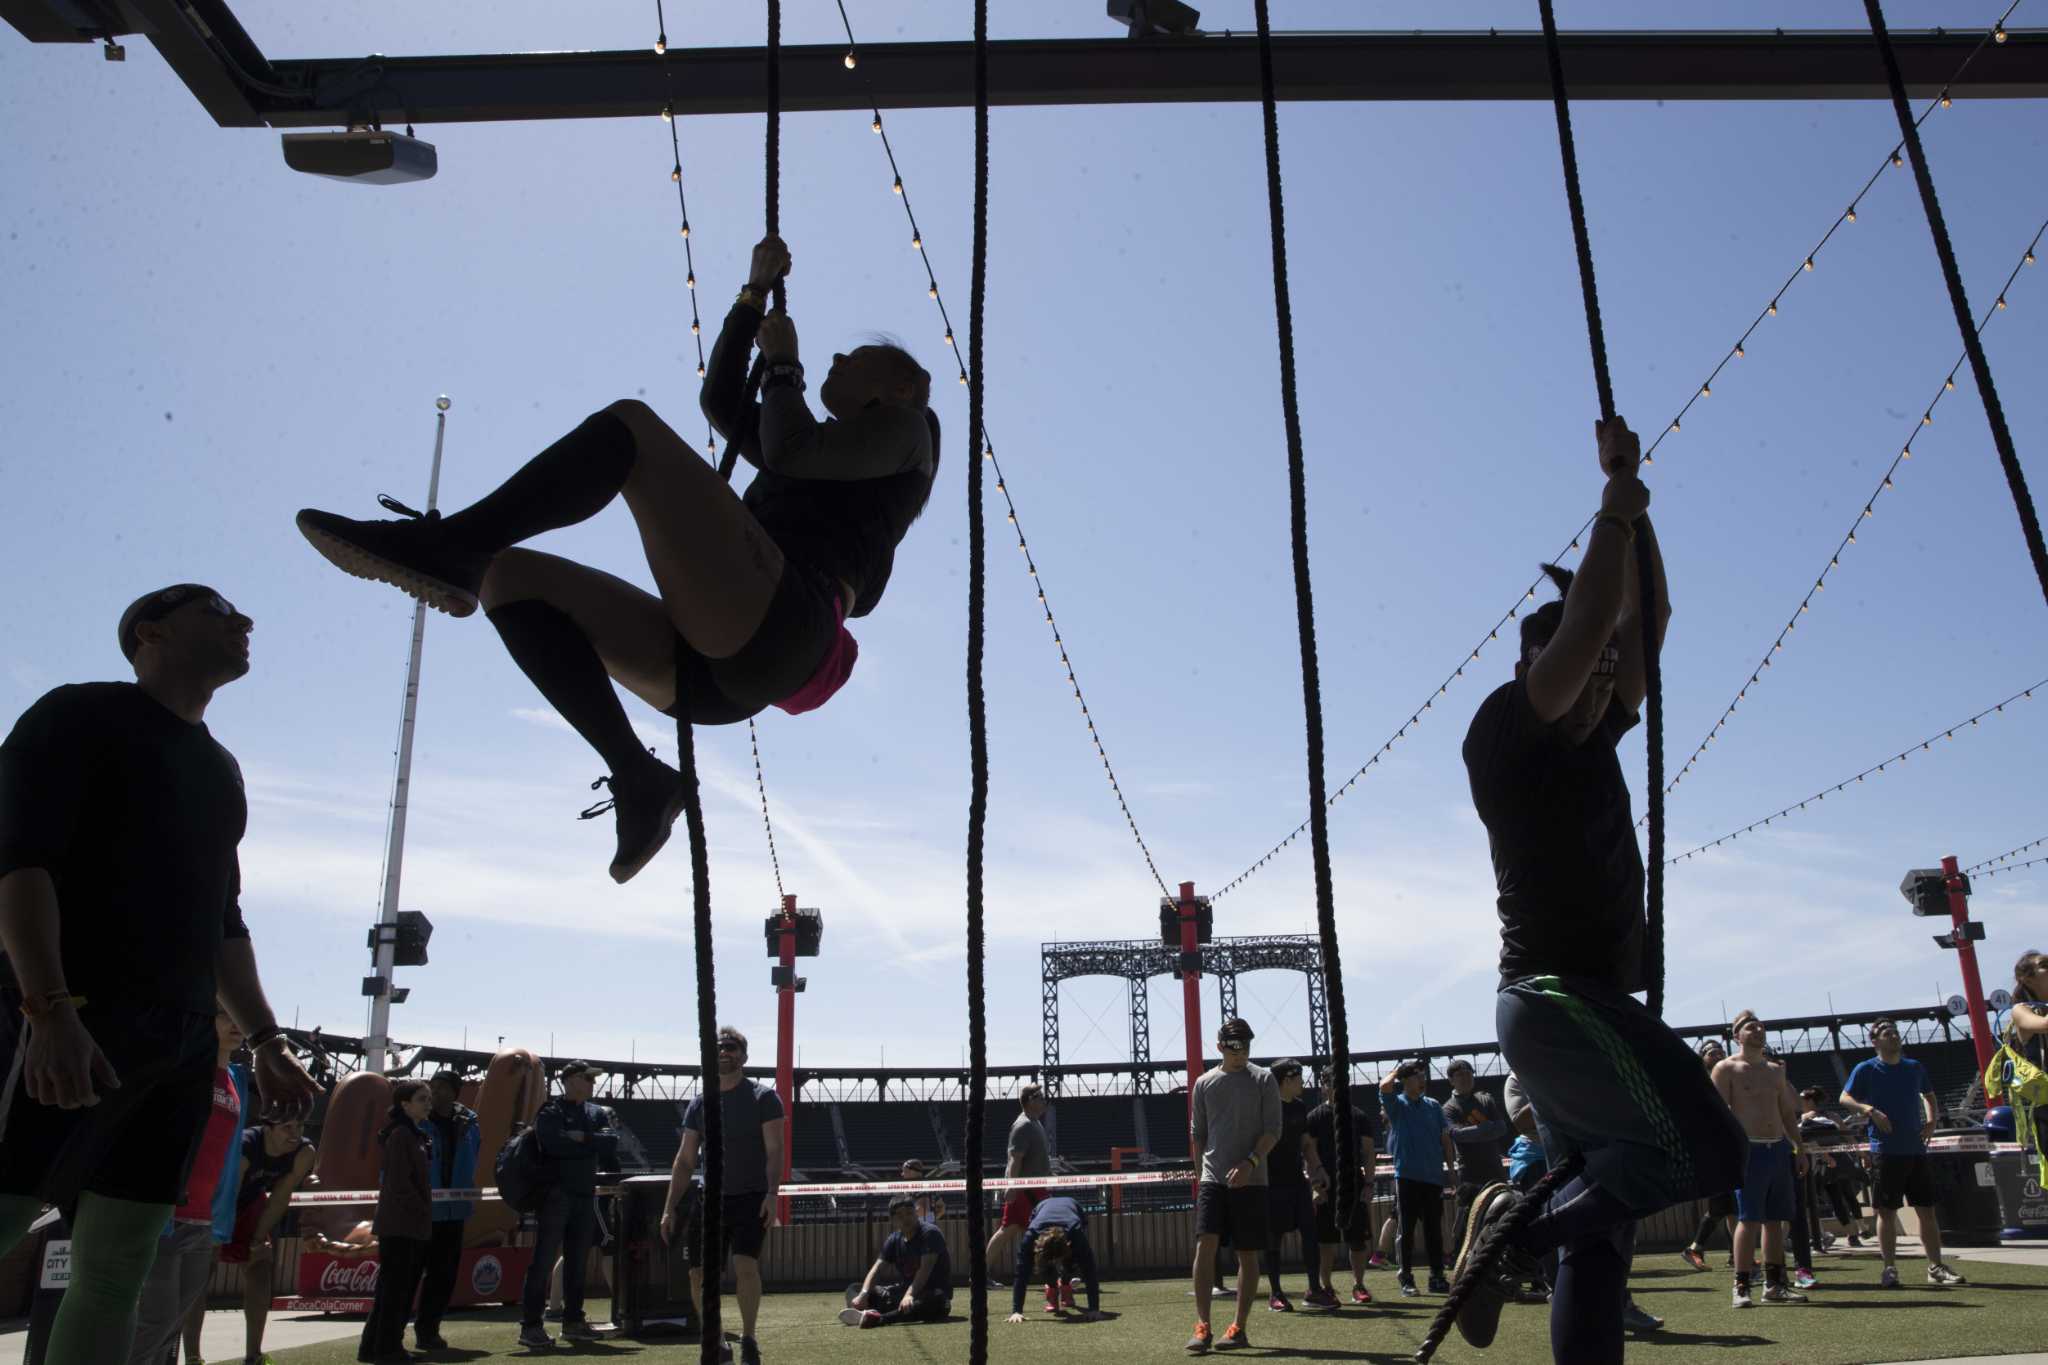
[295,234,940,884]
[1447,417,1745,1365]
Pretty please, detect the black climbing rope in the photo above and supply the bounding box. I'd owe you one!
[964,4,992,1362]
[675,651,724,1365]
[1250,0,1358,1228]
[720,0,787,482]
[1536,0,1666,1019]
[1864,0,2048,612]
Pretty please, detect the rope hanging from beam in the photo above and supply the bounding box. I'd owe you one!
[1864,0,2048,613]
[1249,0,1359,1236]
[964,3,992,1362]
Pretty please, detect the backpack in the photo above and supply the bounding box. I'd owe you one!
[494,1128,556,1215]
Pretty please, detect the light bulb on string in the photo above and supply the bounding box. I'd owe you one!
[911,234,922,250]
[671,166,681,183]
[655,35,667,54]
[872,116,883,134]
[1767,300,1779,317]
[1735,344,1746,358]
[1847,205,1859,223]
[661,105,673,123]
[1996,24,2008,42]
[928,284,939,299]
[843,50,857,69]
[1892,151,1904,167]
[1940,94,1953,108]
[1803,257,1815,272]
[892,177,903,195]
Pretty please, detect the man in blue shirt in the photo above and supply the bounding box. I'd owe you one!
[1841,1019,1967,1289]
[1380,1062,1456,1297]
[840,1197,951,1327]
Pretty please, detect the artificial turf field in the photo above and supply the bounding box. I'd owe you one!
[264,1253,2048,1364]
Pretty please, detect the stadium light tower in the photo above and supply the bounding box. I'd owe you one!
[1902,856,1994,1084]
[764,897,822,1220]
[1161,883,1212,1186]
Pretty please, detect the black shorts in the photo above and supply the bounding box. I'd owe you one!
[1313,1191,1370,1248]
[0,1000,217,1208]
[680,1191,771,1266]
[665,560,844,726]
[1874,1154,1936,1210]
[1195,1182,1270,1251]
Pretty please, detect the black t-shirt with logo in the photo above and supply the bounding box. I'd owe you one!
[1462,678,1644,992]
[0,683,250,1016]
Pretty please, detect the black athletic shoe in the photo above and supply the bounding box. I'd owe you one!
[296,499,491,618]
[582,756,688,884]
[738,1336,763,1365]
[1449,1183,1532,1351]
[413,1330,449,1350]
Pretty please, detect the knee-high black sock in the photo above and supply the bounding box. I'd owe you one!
[487,599,647,777]
[440,410,637,555]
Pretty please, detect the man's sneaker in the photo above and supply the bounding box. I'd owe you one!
[295,503,490,618]
[1061,1278,1077,1309]
[1879,1264,1901,1289]
[1927,1262,1968,1286]
[738,1336,762,1365]
[1680,1247,1709,1272]
[1760,1282,1808,1304]
[516,1324,554,1348]
[857,1311,883,1328]
[1427,1273,1450,1295]
[1621,1300,1664,1332]
[1731,1283,1753,1309]
[1366,1253,1390,1270]
[561,1319,599,1340]
[1847,1234,1865,1248]
[1398,1278,1419,1298]
[1268,1293,1293,1312]
[1445,1182,1536,1350]
[1302,1288,1339,1309]
[1186,1322,1213,1354]
[1792,1267,1819,1289]
[1349,1284,1373,1305]
[1216,1323,1248,1350]
[583,756,687,885]
[414,1330,449,1350]
[837,1308,866,1327]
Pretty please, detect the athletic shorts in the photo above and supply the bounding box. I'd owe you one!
[219,1197,301,1263]
[1735,1140,1795,1223]
[680,1191,770,1266]
[664,559,851,726]
[1874,1154,1937,1210]
[1000,1190,1042,1229]
[1496,975,1747,1216]
[1313,1190,1370,1248]
[1195,1182,1270,1251]
[0,999,217,1208]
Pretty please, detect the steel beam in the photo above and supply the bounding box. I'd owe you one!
[11,22,2038,130]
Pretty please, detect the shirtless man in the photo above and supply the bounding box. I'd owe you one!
[1711,1011,1807,1308]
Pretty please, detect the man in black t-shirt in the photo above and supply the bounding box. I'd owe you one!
[1301,1069,1380,1307]
[1260,1059,1321,1310]
[1451,423,1744,1362]
[0,584,317,1365]
[1443,1059,1509,1260]
[840,1197,952,1327]
[666,1026,785,1365]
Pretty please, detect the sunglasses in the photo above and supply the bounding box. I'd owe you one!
[716,1040,744,1052]
[1218,1040,1249,1053]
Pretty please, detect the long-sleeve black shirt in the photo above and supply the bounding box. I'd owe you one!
[0,684,250,1015]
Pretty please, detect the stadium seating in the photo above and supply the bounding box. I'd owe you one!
[839,1100,946,1171]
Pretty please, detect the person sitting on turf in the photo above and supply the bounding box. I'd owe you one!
[1004,1195,1103,1323]
[295,233,940,884]
[840,1196,951,1328]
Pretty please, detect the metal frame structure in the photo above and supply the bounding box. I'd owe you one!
[1040,933,1330,1094]
[5,2,2046,130]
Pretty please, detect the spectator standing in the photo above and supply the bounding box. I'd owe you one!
[1798,1089,1861,1248]
[1185,1017,1280,1353]
[519,1061,618,1348]
[359,1081,434,1364]
[986,1084,1051,1291]
[1261,1059,1321,1311]
[1711,1011,1808,1307]
[839,1196,952,1327]
[1301,1067,1380,1307]
[126,1012,245,1365]
[1002,1195,1103,1323]
[1381,1062,1456,1297]
[1681,1038,1739,1271]
[414,1070,482,1350]
[224,1113,318,1364]
[1842,1018,1967,1289]
[666,1028,784,1365]
[1442,1059,1510,1260]
[0,585,318,1365]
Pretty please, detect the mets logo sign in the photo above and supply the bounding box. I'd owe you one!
[471,1254,504,1298]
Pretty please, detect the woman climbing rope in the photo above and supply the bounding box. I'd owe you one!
[296,235,940,884]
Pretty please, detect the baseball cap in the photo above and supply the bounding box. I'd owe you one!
[117,583,235,662]
[560,1060,605,1079]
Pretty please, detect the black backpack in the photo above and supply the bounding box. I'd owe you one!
[494,1127,555,1215]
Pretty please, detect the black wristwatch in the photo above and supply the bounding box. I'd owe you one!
[762,360,805,392]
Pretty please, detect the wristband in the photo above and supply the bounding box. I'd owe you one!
[18,990,85,1021]
[247,1025,288,1051]
[1247,1153,1261,1168]
[736,286,768,311]
[762,360,805,393]
[1593,512,1637,542]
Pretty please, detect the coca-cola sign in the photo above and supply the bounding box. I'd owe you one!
[318,1258,381,1294]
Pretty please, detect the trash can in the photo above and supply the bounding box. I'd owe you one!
[1928,1131,2004,1248]
[1990,1147,2048,1238]
[610,1175,697,1337]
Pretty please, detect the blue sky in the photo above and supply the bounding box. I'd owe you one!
[3,2,2044,1075]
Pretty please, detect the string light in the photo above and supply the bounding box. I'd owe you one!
[1964,834,2048,875]
[1667,677,2047,865]
[749,710,787,899]
[836,0,1173,899]
[1221,14,2024,900]
[1646,217,2045,812]
[1978,855,2048,880]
